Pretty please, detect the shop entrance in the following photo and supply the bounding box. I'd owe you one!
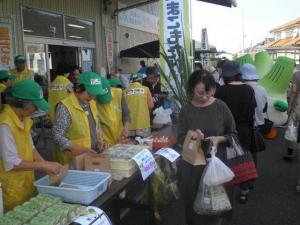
[48,45,79,82]
[25,42,94,86]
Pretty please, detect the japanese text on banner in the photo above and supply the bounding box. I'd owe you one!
[163,0,185,73]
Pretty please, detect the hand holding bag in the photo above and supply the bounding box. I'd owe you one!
[203,147,234,186]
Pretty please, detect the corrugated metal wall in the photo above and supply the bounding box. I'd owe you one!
[0,0,105,71]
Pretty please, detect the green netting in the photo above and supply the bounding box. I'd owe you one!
[254,51,273,78]
[259,56,295,95]
[236,54,254,67]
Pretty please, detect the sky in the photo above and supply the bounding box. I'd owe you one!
[191,0,300,54]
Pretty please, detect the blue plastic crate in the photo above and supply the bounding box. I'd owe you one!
[34,170,111,205]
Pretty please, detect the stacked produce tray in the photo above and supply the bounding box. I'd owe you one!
[104,144,149,178]
[0,194,85,225]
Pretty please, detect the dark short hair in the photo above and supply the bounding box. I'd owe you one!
[223,74,243,84]
[217,59,228,69]
[74,83,86,93]
[140,60,146,66]
[146,66,158,76]
[56,63,72,75]
[195,62,203,70]
[187,70,216,99]
[72,65,80,71]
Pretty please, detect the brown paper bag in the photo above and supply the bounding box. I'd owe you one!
[70,154,86,170]
[182,130,206,166]
[49,164,69,186]
[84,154,111,172]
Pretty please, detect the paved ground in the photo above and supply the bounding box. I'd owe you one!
[121,128,300,225]
[35,127,300,225]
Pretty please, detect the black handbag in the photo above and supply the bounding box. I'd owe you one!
[259,118,274,135]
[252,127,266,152]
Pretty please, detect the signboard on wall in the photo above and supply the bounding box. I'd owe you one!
[0,16,15,70]
[118,3,159,35]
[105,29,114,73]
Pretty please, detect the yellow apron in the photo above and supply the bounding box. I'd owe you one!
[97,87,123,145]
[0,105,35,212]
[0,83,7,111]
[10,68,32,84]
[48,75,72,122]
[53,92,100,165]
[124,82,150,131]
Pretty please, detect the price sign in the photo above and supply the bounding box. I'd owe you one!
[155,148,180,163]
[132,149,157,180]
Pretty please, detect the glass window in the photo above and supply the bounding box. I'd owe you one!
[275,32,281,40]
[81,48,94,72]
[22,7,63,38]
[25,43,49,88]
[65,16,94,42]
[286,30,293,39]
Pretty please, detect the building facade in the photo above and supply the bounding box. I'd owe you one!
[0,0,159,85]
[265,17,300,64]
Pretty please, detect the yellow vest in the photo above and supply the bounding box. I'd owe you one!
[10,68,32,83]
[53,92,100,165]
[97,88,123,145]
[0,105,35,212]
[0,83,7,111]
[124,82,150,131]
[48,76,72,122]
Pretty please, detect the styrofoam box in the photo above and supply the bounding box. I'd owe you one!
[34,170,111,205]
[104,144,150,170]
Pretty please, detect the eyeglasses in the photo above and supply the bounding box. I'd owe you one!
[198,92,211,97]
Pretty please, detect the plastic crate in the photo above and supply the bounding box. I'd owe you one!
[34,170,111,205]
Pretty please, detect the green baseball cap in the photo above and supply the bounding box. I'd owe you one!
[130,72,142,81]
[109,77,122,88]
[14,55,26,63]
[77,72,104,96]
[96,77,112,104]
[12,80,51,112]
[0,70,16,80]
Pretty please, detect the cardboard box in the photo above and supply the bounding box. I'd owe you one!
[182,130,206,166]
[70,154,86,170]
[84,154,111,173]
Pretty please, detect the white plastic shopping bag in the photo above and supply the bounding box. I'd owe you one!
[226,136,244,159]
[193,166,232,216]
[153,107,172,125]
[203,147,234,186]
[284,121,298,142]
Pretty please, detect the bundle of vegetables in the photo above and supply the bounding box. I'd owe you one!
[0,194,86,225]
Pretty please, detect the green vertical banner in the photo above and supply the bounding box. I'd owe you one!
[160,0,192,77]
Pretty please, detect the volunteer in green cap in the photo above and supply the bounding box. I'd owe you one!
[52,72,105,167]
[96,77,131,145]
[0,70,16,109]
[0,80,63,211]
[10,55,33,84]
[124,73,153,138]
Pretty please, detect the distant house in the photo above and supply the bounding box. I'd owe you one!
[264,17,300,64]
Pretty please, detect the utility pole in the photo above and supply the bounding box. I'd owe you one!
[241,11,245,54]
